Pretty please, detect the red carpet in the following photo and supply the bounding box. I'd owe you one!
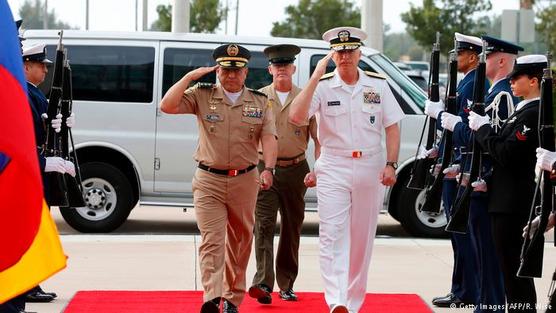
[63,290,433,312]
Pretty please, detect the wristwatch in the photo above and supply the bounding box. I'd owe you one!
[386,161,398,170]
[264,167,275,175]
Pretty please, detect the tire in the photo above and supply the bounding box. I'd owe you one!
[396,174,448,238]
[59,162,134,233]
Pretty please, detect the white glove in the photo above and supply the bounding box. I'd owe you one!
[442,164,460,179]
[471,179,488,192]
[66,112,76,128]
[64,160,76,177]
[522,216,541,239]
[440,112,462,132]
[45,156,66,174]
[536,147,556,172]
[424,99,444,119]
[41,113,63,133]
[468,111,490,131]
[417,145,438,159]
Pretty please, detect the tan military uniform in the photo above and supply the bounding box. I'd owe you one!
[179,83,276,306]
[252,83,317,292]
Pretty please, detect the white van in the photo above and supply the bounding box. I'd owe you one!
[24,30,446,237]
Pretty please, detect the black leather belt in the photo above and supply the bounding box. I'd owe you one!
[198,163,256,177]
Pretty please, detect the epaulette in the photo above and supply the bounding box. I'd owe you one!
[319,72,335,81]
[248,88,268,97]
[196,82,215,89]
[364,71,386,80]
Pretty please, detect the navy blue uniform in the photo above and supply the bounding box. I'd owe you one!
[476,99,539,312]
[27,82,48,172]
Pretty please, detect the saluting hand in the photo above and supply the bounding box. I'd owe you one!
[380,166,396,186]
[304,172,317,188]
[312,51,334,79]
[185,65,218,81]
[260,170,273,190]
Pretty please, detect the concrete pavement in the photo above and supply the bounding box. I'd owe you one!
[26,206,556,313]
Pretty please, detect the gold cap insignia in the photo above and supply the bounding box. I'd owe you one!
[338,30,350,42]
[227,44,239,57]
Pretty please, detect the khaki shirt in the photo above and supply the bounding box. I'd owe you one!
[259,83,317,158]
[179,83,276,169]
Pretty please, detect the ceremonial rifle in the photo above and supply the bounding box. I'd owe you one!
[518,52,553,278]
[407,33,440,190]
[445,40,488,233]
[44,30,69,207]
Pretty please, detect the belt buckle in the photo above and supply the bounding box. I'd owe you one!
[292,158,299,165]
[228,169,239,177]
[352,151,362,158]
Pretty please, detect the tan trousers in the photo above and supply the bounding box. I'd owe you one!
[192,168,259,306]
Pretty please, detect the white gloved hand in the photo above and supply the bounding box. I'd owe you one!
[424,99,444,119]
[440,112,462,132]
[66,112,76,128]
[64,160,76,177]
[417,145,438,159]
[536,147,556,172]
[471,179,488,192]
[443,164,460,179]
[522,216,541,239]
[42,113,63,133]
[45,156,66,174]
[468,111,490,131]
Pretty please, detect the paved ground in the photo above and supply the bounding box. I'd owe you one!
[25,205,556,313]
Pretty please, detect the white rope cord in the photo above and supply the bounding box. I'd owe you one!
[484,91,515,133]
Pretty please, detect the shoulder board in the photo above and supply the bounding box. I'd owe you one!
[319,72,335,81]
[248,88,268,97]
[364,71,386,80]
[196,82,215,89]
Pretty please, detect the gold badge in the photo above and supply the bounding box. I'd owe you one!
[338,30,350,42]
[227,44,239,57]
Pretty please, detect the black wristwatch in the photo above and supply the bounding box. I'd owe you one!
[386,161,398,170]
[264,167,275,175]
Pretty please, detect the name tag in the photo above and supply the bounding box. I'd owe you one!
[205,113,221,122]
[327,101,341,106]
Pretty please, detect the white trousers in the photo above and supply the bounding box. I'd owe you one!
[314,152,385,313]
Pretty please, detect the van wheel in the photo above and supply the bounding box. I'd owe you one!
[396,174,448,238]
[59,162,133,233]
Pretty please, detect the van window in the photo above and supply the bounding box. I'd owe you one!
[245,52,272,90]
[163,48,216,96]
[44,45,155,103]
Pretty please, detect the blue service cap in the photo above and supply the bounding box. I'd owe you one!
[482,35,524,55]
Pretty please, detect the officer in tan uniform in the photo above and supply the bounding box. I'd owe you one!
[160,43,278,313]
[248,44,320,305]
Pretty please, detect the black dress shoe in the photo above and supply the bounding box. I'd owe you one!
[200,297,220,313]
[248,284,272,304]
[25,290,55,303]
[35,286,57,299]
[222,299,239,313]
[431,293,464,307]
[279,288,298,301]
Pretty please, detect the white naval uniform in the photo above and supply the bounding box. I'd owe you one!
[308,68,405,312]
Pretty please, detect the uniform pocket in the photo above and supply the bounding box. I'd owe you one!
[361,105,382,133]
[324,105,348,117]
[240,116,263,142]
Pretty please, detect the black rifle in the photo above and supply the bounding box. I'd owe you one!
[60,52,86,208]
[44,30,68,207]
[419,41,458,213]
[407,33,440,190]
[445,40,488,234]
[518,53,553,278]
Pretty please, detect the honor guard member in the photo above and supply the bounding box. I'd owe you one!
[159,44,278,313]
[20,43,76,306]
[425,32,485,308]
[249,44,320,304]
[290,27,404,313]
[469,55,548,312]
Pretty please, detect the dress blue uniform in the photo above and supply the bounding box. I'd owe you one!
[433,33,485,308]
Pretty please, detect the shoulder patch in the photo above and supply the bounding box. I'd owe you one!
[248,88,268,98]
[196,82,215,89]
[319,72,335,81]
[364,71,386,80]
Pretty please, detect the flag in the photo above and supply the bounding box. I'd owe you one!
[0,0,66,303]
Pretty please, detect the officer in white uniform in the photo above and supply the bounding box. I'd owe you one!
[289,27,405,313]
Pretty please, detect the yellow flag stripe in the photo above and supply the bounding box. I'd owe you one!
[0,201,66,303]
